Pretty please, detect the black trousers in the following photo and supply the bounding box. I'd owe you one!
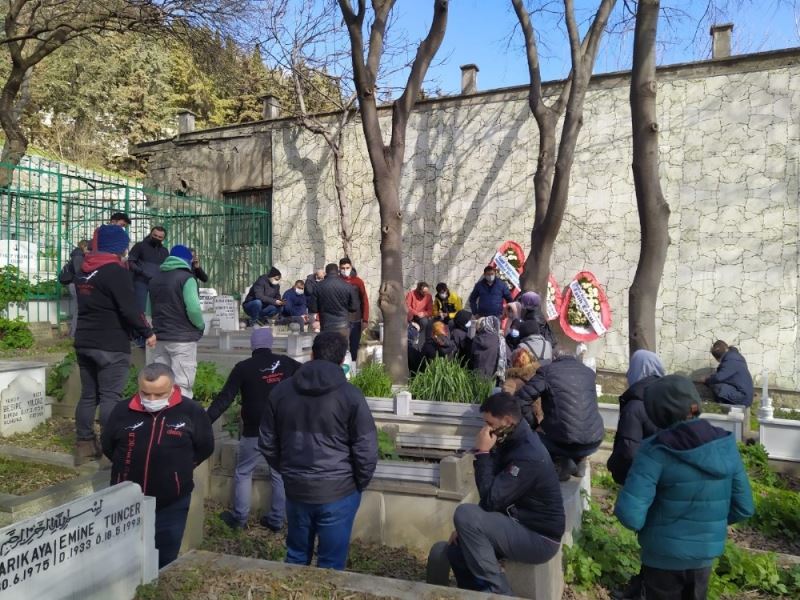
[348,321,362,362]
[642,565,712,600]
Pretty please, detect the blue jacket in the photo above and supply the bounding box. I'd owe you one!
[282,289,308,317]
[706,348,754,406]
[468,279,513,317]
[614,419,754,570]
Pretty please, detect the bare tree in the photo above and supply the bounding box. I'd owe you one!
[0,0,247,187]
[628,0,669,353]
[337,0,448,383]
[512,0,617,296]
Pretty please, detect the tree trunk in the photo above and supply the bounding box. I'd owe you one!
[0,66,31,189]
[629,0,670,354]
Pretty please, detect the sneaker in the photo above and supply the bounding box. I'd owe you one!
[259,516,283,533]
[219,511,246,530]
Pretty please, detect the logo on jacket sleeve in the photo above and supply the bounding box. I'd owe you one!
[125,421,145,431]
[507,464,520,477]
[166,421,186,438]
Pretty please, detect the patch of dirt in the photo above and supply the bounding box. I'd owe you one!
[0,456,79,495]
[563,584,613,600]
[729,526,800,558]
[1,417,80,453]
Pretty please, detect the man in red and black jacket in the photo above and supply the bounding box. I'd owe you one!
[74,224,155,464]
[206,327,301,531]
[339,257,369,363]
[102,363,214,568]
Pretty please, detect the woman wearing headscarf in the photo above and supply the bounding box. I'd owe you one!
[607,349,666,485]
[518,291,556,349]
[470,316,509,382]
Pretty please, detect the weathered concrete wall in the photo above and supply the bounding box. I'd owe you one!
[135,50,800,390]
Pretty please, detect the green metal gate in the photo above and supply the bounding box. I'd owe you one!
[0,159,272,323]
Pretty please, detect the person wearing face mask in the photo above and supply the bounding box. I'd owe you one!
[281,280,309,329]
[102,363,214,569]
[339,258,369,362]
[73,225,156,464]
[312,263,359,337]
[128,226,169,315]
[444,393,564,595]
[449,309,473,363]
[433,282,463,323]
[242,267,285,326]
[405,281,433,326]
[468,266,513,319]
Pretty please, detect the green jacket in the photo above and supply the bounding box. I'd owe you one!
[614,419,754,570]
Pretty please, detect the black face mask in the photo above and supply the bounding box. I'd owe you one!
[491,422,516,445]
[148,236,163,247]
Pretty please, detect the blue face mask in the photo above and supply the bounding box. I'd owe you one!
[510,329,520,338]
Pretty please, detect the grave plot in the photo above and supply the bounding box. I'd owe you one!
[0,361,50,437]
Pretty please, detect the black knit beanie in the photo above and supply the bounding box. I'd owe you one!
[453,309,472,329]
[268,266,281,279]
[644,374,702,428]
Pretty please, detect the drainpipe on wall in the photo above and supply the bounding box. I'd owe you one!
[710,23,734,59]
[460,64,479,95]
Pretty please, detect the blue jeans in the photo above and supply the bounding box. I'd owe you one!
[243,300,279,322]
[233,436,285,528]
[155,493,192,569]
[285,490,361,570]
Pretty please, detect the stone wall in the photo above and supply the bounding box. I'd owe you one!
[134,50,800,390]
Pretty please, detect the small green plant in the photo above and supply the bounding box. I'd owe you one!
[378,430,398,460]
[29,278,67,298]
[192,361,227,406]
[0,317,34,349]
[738,442,782,488]
[409,356,493,403]
[350,362,392,398]
[748,482,800,541]
[123,364,139,398]
[774,407,800,421]
[597,394,619,405]
[708,542,798,598]
[46,350,77,401]
[0,265,32,312]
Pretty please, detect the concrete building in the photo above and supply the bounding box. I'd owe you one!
[133,41,800,391]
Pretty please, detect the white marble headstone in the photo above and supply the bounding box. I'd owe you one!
[214,295,240,331]
[0,482,158,600]
[0,371,49,437]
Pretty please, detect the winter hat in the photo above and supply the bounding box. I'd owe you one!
[519,291,541,309]
[453,309,472,329]
[170,245,193,265]
[644,374,702,429]
[251,327,274,350]
[627,349,666,387]
[95,225,129,254]
[268,266,282,279]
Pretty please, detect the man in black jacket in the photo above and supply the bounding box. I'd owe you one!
[447,393,564,594]
[102,363,214,568]
[243,267,284,326]
[311,263,358,337]
[514,353,604,480]
[207,327,301,531]
[259,331,377,569]
[74,225,155,463]
[128,226,168,315]
[705,340,754,406]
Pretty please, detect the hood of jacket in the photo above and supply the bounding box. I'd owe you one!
[160,256,192,272]
[291,359,348,396]
[505,364,536,382]
[652,419,734,478]
[627,349,666,386]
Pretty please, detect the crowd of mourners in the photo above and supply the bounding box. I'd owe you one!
[63,216,759,599]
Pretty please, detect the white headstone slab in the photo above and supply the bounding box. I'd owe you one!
[214,295,240,331]
[199,288,218,312]
[0,482,157,600]
[0,373,49,437]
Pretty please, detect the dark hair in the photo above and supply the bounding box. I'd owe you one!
[151,226,166,235]
[138,362,175,383]
[711,340,729,360]
[325,263,339,275]
[339,257,352,267]
[480,392,521,421]
[483,265,496,274]
[294,279,304,286]
[435,282,448,293]
[416,281,429,292]
[312,331,349,364]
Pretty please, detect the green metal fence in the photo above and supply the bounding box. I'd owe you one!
[0,159,272,323]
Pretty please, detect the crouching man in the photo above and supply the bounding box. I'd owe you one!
[101,363,214,568]
[447,392,565,595]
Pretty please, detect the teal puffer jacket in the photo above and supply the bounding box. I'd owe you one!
[614,419,754,570]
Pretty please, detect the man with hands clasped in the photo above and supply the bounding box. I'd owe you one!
[446,393,565,595]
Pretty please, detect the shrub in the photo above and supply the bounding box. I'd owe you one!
[409,356,494,404]
[738,442,782,488]
[749,482,800,541]
[378,430,398,460]
[0,317,34,349]
[350,362,392,398]
[708,542,797,598]
[123,364,139,398]
[46,351,77,401]
[192,361,227,406]
[0,265,32,312]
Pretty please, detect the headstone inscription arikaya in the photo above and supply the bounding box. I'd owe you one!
[0,482,157,599]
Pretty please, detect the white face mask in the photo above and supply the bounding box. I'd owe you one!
[485,275,496,283]
[438,292,448,299]
[340,268,352,277]
[510,329,520,338]
[269,278,280,285]
[465,320,473,329]
[295,288,304,295]
[141,395,170,412]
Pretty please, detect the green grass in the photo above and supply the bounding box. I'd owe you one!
[409,356,493,403]
[597,394,618,404]
[0,456,79,495]
[2,416,76,453]
[351,362,393,398]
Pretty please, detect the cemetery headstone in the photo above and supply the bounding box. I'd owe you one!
[214,295,240,332]
[0,362,49,437]
[199,288,218,335]
[0,482,158,599]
